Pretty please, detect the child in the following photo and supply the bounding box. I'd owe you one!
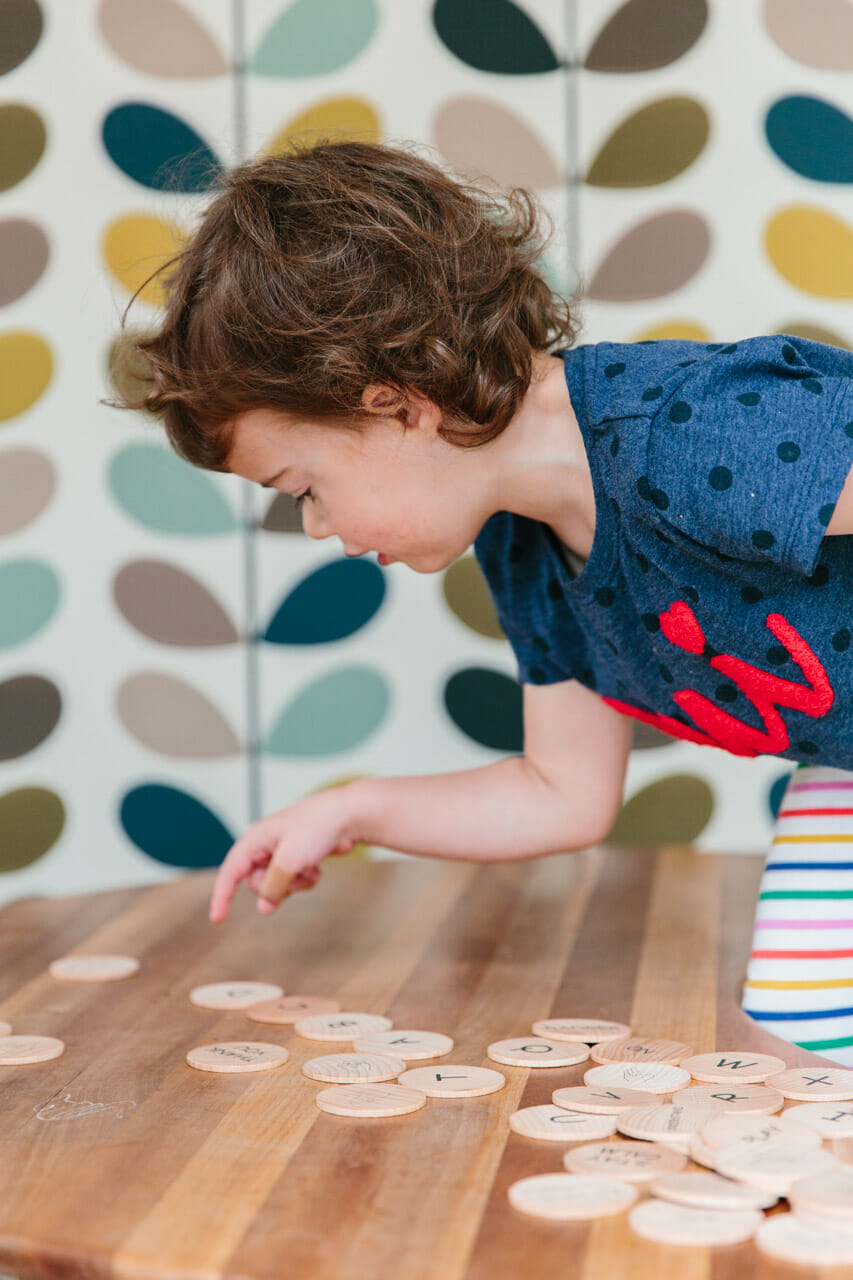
[121,141,853,1063]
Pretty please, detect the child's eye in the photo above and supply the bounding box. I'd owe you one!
[294,489,313,508]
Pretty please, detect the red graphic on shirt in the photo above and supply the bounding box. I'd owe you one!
[603,601,834,757]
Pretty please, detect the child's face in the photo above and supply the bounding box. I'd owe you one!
[226,405,490,573]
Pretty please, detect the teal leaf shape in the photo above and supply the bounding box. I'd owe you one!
[120,783,233,868]
[265,665,390,756]
[444,666,522,751]
[432,0,560,73]
[263,558,386,644]
[765,95,853,184]
[101,103,221,192]
[108,443,238,535]
[0,558,60,648]
[251,0,378,78]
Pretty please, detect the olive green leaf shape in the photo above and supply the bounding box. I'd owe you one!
[0,786,64,871]
[606,773,713,845]
[442,556,503,640]
[586,97,709,188]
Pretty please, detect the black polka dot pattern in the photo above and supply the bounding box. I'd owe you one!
[751,530,775,550]
[669,402,692,423]
[605,362,626,378]
[737,392,761,406]
[709,466,732,491]
[819,503,835,527]
[777,441,801,462]
[832,629,850,652]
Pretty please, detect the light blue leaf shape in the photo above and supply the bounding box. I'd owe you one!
[265,665,390,756]
[108,443,238,535]
[250,0,379,78]
[0,558,60,648]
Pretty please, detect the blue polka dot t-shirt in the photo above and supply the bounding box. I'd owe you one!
[474,336,853,766]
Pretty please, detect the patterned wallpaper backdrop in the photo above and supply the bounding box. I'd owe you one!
[0,0,850,901]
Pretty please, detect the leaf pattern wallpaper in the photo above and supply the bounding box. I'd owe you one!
[0,0,850,897]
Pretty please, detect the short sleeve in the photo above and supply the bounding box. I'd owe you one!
[643,336,853,577]
[473,512,589,686]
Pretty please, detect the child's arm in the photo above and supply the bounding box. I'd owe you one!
[209,680,632,921]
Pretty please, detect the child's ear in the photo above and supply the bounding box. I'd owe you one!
[361,383,436,430]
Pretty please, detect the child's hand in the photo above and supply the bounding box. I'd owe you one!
[209,790,357,923]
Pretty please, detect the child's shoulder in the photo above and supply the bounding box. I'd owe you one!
[567,334,853,433]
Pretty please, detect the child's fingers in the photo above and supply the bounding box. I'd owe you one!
[209,836,273,923]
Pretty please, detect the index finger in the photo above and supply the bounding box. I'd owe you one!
[209,836,272,923]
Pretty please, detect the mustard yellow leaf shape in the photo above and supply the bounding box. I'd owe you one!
[633,320,711,342]
[265,97,381,156]
[0,331,52,421]
[102,214,185,306]
[765,206,853,298]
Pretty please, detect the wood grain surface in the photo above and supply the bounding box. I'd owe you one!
[0,847,848,1280]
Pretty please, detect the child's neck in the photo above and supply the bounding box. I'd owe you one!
[490,351,595,562]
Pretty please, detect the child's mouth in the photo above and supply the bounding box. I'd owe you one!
[378,553,392,566]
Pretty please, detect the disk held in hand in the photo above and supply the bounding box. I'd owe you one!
[259,864,295,904]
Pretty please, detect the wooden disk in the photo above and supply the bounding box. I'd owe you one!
[487,1038,589,1068]
[49,954,140,982]
[765,1067,853,1102]
[532,1018,631,1044]
[680,1050,786,1084]
[553,1085,657,1115]
[616,1105,720,1150]
[258,862,294,905]
[788,1169,853,1222]
[510,1105,617,1142]
[590,1037,693,1066]
[792,1205,853,1237]
[508,1173,637,1221]
[352,1030,454,1061]
[677,1083,784,1114]
[650,1170,778,1211]
[584,1062,691,1095]
[687,1135,719,1169]
[628,1199,761,1247]
[397,1065,505,1098]
[714,1140,839,1194]
[0,1035,64,1065]
[831,1136,853,1168]
[189,982,283,1010]
[784,1101,853,1139]
[564,1140,687,1183]
[0,1021,11,1037]
[314,1083,426,1117]
[247,995,341,1024]
[302,1053,404,1084]
[186,1041,288,1073]
[700,1111,821,1152]
[757,1214,853,1265]
[294,1012,392,1041]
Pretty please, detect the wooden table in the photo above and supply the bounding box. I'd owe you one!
[0,847,847,1280]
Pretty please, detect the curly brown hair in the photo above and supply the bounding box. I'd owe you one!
[116,140,580,469]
